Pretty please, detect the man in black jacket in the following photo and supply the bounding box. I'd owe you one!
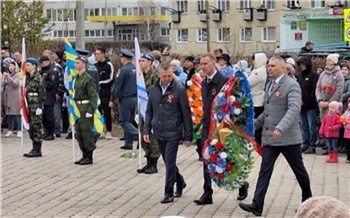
[39,56,59,141]
[94,47,114,139]
[144,62,193,204]
[297,57,319,154]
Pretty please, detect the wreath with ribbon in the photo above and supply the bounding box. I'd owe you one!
[202,70,262,191]
[187,73,204,140]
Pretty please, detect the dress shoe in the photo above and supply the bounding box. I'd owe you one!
[120,145,132,150]
[44,135,55,141]
[193,193,213,205]
[175,182,187,198]
[119,137,125,141]
[239,202,262,216]
[24,150,42,158]
[237,182,249,201]
[160,196,174,204]
[80,157,93,165]
[55,133,61,138]
[65,132,72,139]
[74,156,85,165]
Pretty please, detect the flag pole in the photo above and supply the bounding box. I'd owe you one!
[72,125,76,163]
[20,111,24,156]
[138,104,142,169]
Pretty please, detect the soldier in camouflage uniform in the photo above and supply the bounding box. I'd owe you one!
[73,56,97,165]
[23,58,46,158]
[137,53,160,174]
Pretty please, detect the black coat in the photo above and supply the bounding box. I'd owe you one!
[40,65,59,106]
[297,57,319,109]
[201,72,228,141]
[144,79,193,141]
[94,58,114,97]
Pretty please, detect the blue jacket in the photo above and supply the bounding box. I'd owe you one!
[111,62,136,101]
[219,65,234,78]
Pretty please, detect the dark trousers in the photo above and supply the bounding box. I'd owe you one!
[254,106,264,145]
[253,144,312,209]
[344,138,350,160]
[119,97,138,148]
[43,105,55,133]
[61,106,69,131]
[157,139,185,197]
[201,138,213,195]
[99,95,112,132]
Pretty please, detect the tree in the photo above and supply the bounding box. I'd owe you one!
[1,0,51,56]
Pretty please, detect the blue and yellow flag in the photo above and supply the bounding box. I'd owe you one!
[64,38,104,133]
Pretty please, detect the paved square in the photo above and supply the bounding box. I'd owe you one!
[1,132,349,218]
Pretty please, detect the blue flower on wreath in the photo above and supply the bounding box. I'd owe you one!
[229,104,235,115]
[208,163,216,173]
[217,96,226,107]
[216,158,227,168]
[216,109,225,121]
[208,146,215,155]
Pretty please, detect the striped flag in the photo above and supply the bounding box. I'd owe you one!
[134,37,148,120]
[64,38,104,133]
[19,38,29,130]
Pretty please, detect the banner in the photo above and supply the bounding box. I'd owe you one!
[19,37,29,130]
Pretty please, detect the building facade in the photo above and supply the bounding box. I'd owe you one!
[170,0,349,56]
[43,0,171,44]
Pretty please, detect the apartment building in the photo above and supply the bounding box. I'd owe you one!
[170,0,349,56]
[44,0,171,43]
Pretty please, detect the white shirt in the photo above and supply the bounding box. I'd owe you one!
[206,70,218,83]
[160,81,171,94]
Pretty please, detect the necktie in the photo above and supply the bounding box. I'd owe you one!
[207,78,211,84]
[269,81,276,96]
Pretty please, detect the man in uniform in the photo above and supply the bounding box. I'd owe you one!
[39,55,59,141]
[136,52,160,174]
[23,58,45,158]
[73,56,98,165]
[109,49,137,150]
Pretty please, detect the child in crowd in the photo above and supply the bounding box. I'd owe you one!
[318,101,342,163]
[316,65,324,75]
[341,98,350,163]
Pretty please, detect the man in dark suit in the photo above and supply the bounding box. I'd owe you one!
[193,54,249,205]
[239,56,312,216]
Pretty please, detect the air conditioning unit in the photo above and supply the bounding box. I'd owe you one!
[200,11,207,22]
[244,8,253,21]
[212,10,222,22]
[171,11,181,23]
[257,8,267,21]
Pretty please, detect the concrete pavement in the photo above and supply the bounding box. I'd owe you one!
[1,131,349,218]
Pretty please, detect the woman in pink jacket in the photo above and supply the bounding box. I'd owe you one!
[341,97,350,163]
[319,101,342,163]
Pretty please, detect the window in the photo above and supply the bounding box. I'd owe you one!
[57,30,63,38]
[262,27,276,42]
[133,7,139,15]
[239,27,252,42]
[197,28,207,42]
[217,0,230,11]
[177,0,188,13]
[218,28,230,42]
[177,29,188,42]
[107,30,114,37]
[68,30,75,37]
[96,30,101,37]
[197,0,206,12]
[238,0,251,9]
[261,0,276,9]
[285,0,300,8]
[311,0,325,8]
[338,0,350,6]
[161,28,170,36]
[160,7,167,15]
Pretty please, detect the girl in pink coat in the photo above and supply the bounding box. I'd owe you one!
[319,101,342,163]
[341,98,350,163]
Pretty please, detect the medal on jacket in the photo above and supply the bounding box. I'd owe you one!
[211,88,217,96]
[167,93,174,103]
[275,90,281,100]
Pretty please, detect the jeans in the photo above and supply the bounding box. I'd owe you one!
[300,108,318,149]
[326,138,338,151]
[157,139,185,197]
[7,115,21,131]
[119,97,138,148]
[54,100,61,134]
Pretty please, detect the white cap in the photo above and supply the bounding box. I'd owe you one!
[286,58,295,66]
[327,54,339,64]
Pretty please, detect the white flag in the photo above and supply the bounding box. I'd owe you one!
[134,37,148,120]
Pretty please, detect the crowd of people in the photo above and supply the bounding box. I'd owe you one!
[1,43,350,216]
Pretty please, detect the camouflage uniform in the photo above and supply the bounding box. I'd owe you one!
[74,71,97,153]
[24,71,45,158]
[141,69,160,159]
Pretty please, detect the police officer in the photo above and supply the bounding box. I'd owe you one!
[137,52,160,174]
[39,55,59,141]
[109,49,138,150]
[73,56,97,165]
[23,58,45,158]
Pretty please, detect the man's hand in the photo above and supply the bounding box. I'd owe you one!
[184,141,192,147]
[55,94,61,101]
[273,128,282,140]
[143,135,150,143]
[108,101,114,108]
[319,101,329,108]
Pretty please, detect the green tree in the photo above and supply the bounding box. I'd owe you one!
[1,0,51,56]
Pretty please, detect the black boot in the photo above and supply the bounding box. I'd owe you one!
[44,128,55,141]
[137,158,151,173]
[145,158,158,174]
[24,142,42,158]
[80,150,93,165]
[65,132,72,139]
[237,182,249,201]
[42,130,49,140]
[74,151,87,164]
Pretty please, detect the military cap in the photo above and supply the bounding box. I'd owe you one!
[141,52,154,61]
[76,55,88,64]
[184,56,195,62]
[121,49,134,59]
[26,57,39,66]
[75,48,90,56]
[344,56,350,60]
[39,55,50,63]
